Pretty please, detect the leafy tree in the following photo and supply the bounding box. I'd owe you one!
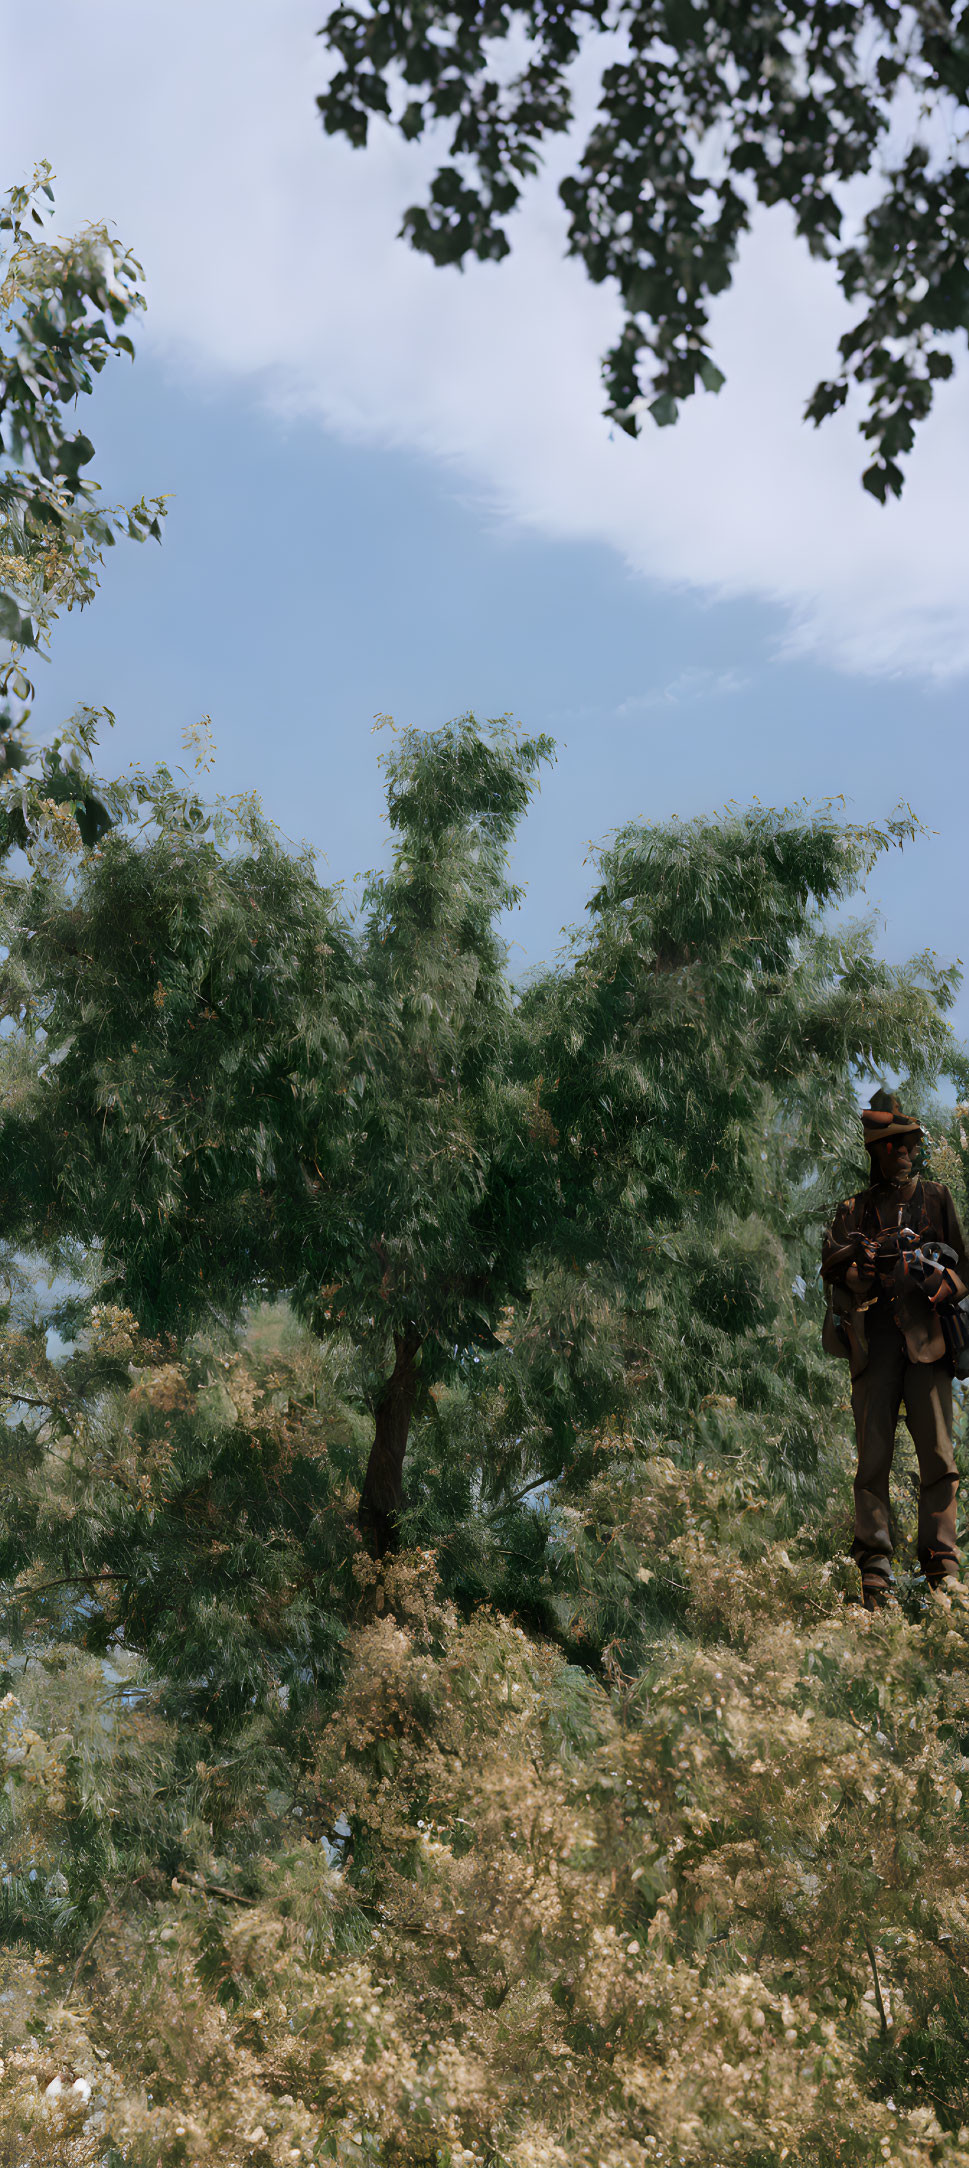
[0,161,165,816]
[316,0,969,498]
[316,717,556,1548]
[1,720,556,1555]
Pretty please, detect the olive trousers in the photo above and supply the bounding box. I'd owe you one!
[850,1318,959,1581]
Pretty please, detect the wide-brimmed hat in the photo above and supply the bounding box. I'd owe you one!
[862,1090,922,1153]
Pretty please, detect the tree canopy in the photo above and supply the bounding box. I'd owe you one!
[316,0,969,499]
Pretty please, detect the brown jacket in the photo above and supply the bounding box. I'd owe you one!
[821,1178,969,1377]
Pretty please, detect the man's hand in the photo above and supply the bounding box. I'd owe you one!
[844,1228,883,1291]
[861,1226,920,1274]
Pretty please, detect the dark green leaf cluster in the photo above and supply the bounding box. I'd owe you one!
[316,1,969,493]
[1,796,357,1335]
[343,718,556,1365]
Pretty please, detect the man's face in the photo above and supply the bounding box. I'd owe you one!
[873,1133,920,1183]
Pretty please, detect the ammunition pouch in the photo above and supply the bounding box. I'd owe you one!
[822,1285,849,1360]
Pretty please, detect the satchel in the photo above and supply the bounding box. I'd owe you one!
[939,1296,969,1380]
[897,1242,969,1377]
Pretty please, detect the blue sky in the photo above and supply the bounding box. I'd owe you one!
[5,0,969,1047]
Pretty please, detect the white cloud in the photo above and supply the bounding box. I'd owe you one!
[2,0,967,678]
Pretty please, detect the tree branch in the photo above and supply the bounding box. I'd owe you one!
[863,1929,889,2037]
[10,1569,131,1599]
[59,1873,150,2007]
[180,1871,255,1907]
[0,1387,66,1411]
[60,1909,114,2007]
[484,1476,553,1520]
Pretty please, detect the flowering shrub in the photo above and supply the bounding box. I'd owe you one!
[5,1459,969,2166]
[2,1276,969,2168]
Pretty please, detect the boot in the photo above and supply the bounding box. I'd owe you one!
[860,1560,897,1612]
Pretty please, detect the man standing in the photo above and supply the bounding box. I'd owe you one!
[822,1094,969,1609]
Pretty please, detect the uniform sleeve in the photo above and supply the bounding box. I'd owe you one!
[821,1196,861,1285]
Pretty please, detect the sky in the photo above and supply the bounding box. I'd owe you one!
[1,0,967,1047]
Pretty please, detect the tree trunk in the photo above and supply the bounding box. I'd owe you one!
[358,1329,423,1557]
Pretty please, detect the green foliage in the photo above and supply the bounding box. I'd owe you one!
[0,1303,366,1739]
[527,803,955,1241]
[0,162,165,802]
[316,0,969,495]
